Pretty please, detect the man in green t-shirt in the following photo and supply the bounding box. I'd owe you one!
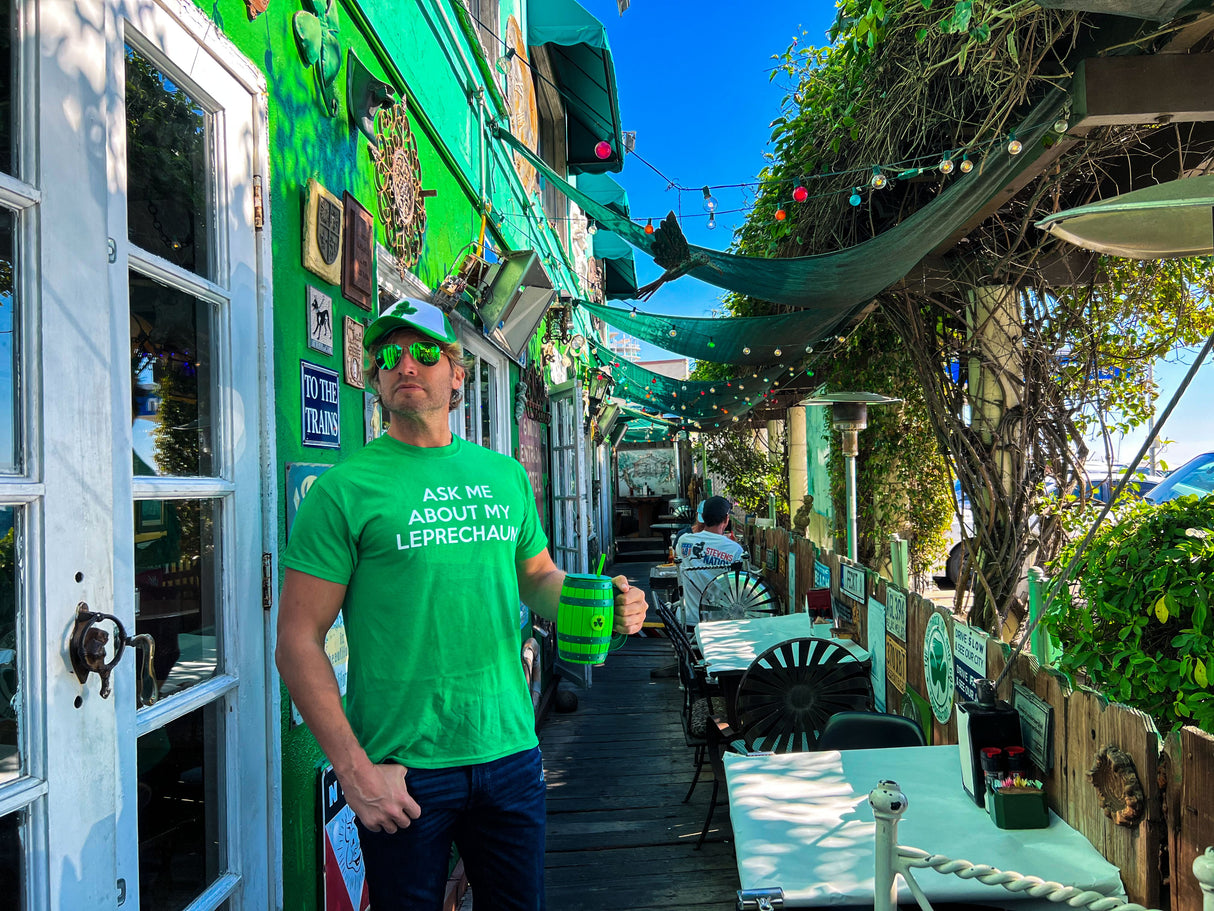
[277,297,647,911]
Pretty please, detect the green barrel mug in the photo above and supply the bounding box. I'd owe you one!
[556,573,629,664]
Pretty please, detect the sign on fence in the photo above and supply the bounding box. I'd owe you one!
[886,587,907,640]
[867,596,887,712]
[840,562,866,602]
[952,622,987,703]
[887,636,907,693]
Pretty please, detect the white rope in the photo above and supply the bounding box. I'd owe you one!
[896,847,1160,911]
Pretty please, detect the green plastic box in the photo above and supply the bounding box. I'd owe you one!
[990,788,1049,829]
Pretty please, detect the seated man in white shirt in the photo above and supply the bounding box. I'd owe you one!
[674,496,745,627]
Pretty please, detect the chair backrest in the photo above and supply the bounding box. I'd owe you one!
[698,568,780,621]
[733,637,873,753]
[816,710,926,751]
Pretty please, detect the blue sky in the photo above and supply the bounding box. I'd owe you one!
[580,0,1214,467]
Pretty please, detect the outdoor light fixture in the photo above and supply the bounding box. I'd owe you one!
[587,368,613,407]
[701,186,719,212]
[594,140,613,160]
[495,45,517,76]
[798,391,902,562]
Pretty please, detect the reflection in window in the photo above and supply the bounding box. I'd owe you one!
[0,210,17,472]
[125,42,213,279]
[134,499,219,701]
[130,273,214,477]
[1,0,16,177]
[0,507,19,785]
[0,811,24,906]
[138,700,225,909]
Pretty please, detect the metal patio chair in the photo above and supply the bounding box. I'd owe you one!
[732,637,873,753]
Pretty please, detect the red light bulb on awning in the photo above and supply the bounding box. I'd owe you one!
[594,140,612,160]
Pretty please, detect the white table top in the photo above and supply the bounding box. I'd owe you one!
[695,613,869,675]
[724,745,1126,909]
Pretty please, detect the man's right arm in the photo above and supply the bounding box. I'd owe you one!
[276,568,420,832]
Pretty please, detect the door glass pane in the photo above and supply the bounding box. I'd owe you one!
[0,507,19,783]
[479,361,493,449]
[0,209,17,472]
[0,0,15,177]
[125,43,214,280]
[139,700,225,909]
[134,498,220,701]
[0,811,24,907]
[130,273,214,477]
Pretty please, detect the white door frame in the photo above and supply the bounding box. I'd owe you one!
[31,0,275,905]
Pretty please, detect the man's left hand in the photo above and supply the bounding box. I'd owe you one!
[611,575,648,635]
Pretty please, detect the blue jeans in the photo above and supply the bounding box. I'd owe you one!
[356,747,546,911]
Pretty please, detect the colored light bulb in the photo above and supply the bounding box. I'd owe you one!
[849,188,862,206]
[793,185,808,202]
[594,140,612,160]
[644,219,654,234]
[775,208,787,221]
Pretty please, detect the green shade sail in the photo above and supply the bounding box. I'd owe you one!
[591,338,791,427]
[579,299,833,366]
[1036,174,1214,259]
[528,0,623,174]
[578,173,639,299]
[496,89,1070,309]
[1034,0,1191,19]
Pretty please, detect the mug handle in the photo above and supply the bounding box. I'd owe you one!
[608,578,630,652]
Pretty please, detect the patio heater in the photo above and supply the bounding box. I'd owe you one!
[798,392,901,562]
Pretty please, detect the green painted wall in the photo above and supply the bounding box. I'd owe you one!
[187,0,578,906]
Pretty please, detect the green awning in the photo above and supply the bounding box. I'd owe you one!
[579,173,638,298]
[1036,174,1214,258]
[528,0,624,174]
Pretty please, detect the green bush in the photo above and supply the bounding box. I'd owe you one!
[1042,496,1214,733]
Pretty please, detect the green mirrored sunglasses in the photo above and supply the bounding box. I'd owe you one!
[374,341,443,370]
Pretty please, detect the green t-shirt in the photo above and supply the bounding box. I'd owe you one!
[283,434,548,768]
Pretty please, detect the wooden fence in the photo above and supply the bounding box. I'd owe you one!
[738,521,1213,911]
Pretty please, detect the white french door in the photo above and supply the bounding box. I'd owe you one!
[0,0,273,906]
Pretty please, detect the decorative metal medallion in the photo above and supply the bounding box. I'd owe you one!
[371,102,431,274]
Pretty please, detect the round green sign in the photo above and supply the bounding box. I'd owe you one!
[923,612,955,725]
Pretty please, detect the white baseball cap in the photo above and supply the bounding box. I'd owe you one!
[364,297,458,350]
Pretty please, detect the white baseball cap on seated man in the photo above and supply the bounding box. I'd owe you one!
[364,297,459,351]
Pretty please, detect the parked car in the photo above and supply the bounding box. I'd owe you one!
[1088,464,1167,503]
[1144,451,1214,503]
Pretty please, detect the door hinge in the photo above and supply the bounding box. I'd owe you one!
[262,552,273,611]
[253,174,264,231]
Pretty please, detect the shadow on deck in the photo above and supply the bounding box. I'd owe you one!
[542,560,739,911]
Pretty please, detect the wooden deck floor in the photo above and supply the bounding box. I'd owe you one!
[542,561,740,911]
